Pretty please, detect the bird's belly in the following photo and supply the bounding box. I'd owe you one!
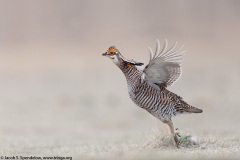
[128,89,173,121]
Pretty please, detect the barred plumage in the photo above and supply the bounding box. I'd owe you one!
[102,40,202,148]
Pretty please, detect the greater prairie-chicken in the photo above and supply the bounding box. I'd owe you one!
[102,39,202,148]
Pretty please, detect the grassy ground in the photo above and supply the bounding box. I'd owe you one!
[1,131,239,160]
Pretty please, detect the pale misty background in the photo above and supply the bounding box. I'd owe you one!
[0,0,240,153]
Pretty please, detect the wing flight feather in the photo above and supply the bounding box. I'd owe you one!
[143,39,185,89]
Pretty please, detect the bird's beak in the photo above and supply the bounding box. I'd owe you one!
[102,52,107,56]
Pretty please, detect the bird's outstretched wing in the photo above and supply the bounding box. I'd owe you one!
[142,39,185,90]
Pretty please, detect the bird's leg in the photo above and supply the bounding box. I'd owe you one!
[163,120,179,148]
[175,128,181,137]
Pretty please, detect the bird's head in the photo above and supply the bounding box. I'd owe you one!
[102,46,121,65]
[102,46,144,67]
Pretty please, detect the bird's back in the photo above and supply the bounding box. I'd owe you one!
[126,70,202,121]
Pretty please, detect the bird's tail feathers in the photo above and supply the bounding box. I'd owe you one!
[185,106,203,113]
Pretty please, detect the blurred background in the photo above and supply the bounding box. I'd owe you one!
[0,0,240,147]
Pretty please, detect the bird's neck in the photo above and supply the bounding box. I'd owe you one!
[117,61,136,76]
[116,62,141,92]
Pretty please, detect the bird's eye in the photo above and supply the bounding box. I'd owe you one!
[109,52,116,55]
